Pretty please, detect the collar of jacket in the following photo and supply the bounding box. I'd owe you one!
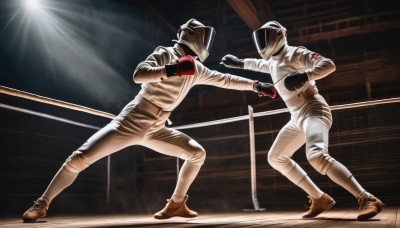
[173,43,185,58]
[271,45,289,61]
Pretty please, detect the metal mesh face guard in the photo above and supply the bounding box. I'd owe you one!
[252,22,286,60]
[177,19,216,62]
[252,28,274,53]
[202,26,215,54]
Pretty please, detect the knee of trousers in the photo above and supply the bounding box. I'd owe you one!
[186,148,206,165]
[267,150,291,173]
[63,151,90,173]
[286,163,308,184]
[307,153,336,175]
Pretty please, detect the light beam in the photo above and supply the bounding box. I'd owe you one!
[25,0,42,12]
[2,0,168,111]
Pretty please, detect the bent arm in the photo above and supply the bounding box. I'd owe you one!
[133,63,167,83]
[306,57,336,81]
[296,48,336,81]
[133,47,172,83]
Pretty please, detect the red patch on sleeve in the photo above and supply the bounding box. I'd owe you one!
[311,53,319,61]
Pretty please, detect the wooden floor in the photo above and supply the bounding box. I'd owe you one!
[1,207,399,228]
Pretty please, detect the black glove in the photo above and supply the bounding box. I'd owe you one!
[284,72,309,91]
[165,55,196,77]
[255,82,277,99]
[220,54,244,69]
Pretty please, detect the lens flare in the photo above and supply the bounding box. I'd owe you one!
[25,0,42,11]
[1,0,171,111]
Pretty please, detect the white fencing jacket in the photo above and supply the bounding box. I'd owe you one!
[243,45,335,113]
[133,43,257,112]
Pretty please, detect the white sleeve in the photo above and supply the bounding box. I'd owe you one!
[243,58,271,74]
[195,62,257,92]
[132,47,171,83]
[294,47,336,81]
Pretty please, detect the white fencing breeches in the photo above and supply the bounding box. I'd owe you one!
[267,94,367,199]
[65,95,206,171]
[267,94,334,184]
[43,95,205,202]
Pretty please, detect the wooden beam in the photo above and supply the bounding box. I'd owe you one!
[226,0,273,30]
[288,11,400,45]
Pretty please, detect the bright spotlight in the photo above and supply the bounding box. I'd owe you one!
[25,0,42,11]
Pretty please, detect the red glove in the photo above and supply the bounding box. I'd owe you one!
[255,82,277,99]
[165,56,196,77]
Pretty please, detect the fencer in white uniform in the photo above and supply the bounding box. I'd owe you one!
[221,21,383,221]
[22,19,277,222]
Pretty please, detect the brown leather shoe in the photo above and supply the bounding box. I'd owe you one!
[302,193,335,218]
[22,197,49,222]
[357,195,384,221]
[154,195,198,219]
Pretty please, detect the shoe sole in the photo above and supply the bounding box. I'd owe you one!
[357,212,378,221]
[154,215,198,219]
[302,200,336,218]
[357,203,383,221]
[22,213,46,223]
[23,220,37,223]
[325,200,336,212]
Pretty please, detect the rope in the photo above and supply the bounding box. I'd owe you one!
[0,86,115,119]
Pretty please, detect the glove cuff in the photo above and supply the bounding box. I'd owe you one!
[239,59,244,68]
[165,64,179,77]
[252,81,260,93]
[299,72,309,82]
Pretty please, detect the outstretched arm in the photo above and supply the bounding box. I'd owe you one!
[195,65,276,98]
[221,54,271,74]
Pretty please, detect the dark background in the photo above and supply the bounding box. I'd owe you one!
[0,0,399,217]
